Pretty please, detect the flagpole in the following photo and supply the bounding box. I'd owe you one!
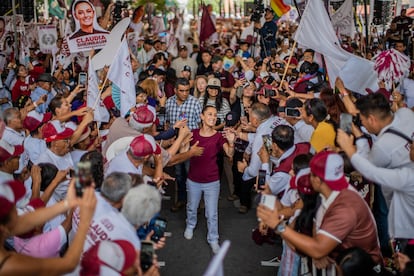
[278,40,297,89]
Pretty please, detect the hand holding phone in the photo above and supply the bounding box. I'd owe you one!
[75,161,92,197]
[151,218,167,242]
[78,72,87,87]
[140,241,154,272]
[260,194,276,210]
[340,113,353,134]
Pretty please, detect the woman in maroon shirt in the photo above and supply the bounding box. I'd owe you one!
[183,105,236,254]
[11,65,31,103]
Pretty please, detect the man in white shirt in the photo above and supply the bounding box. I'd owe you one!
[105,134,162,179]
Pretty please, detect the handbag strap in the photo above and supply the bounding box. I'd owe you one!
[384,128,413,144]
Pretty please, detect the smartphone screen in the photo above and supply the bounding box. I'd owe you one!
[151,218,167,242]
[285,107,301,117]
[257,169,267,191]
[339,113,353,134]
[78,72,87,87]
[75,161,92,197]
[262,135,272,153]
[140,241,154,272]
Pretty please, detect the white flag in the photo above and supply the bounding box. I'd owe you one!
[107,39,136,117]
[294,0,378,93]
[330,0,355,37]
[87,58,110,123]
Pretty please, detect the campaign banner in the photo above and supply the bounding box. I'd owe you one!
[38,25,58,54]
[66,0,109,53]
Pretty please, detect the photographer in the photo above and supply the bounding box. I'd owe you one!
[255,8,278,59]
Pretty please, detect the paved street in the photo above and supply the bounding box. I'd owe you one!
[156,176,282,276]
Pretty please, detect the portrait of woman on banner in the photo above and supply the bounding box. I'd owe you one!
[67,0,109,53]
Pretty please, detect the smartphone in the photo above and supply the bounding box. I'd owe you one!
[151,217,167,243]
[140,241,154,272]
[260,194,276,210]
[285,107,301,117]
[178,112,187,121]
[78,72,87,87]
[262,134,272,153]
[75,161,92,197]
[339,113,353,134]
[174,127,180,138]
[257,169,267,191]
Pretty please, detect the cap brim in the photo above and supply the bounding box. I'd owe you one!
[13,145,24,157]
[8,180,26,203]
[154,144,161,155]
[325,177,349,191]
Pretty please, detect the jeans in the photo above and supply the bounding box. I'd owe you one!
[186,179,220,244]
[175,160,190,202]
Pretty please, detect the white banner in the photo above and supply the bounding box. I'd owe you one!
[107,39,136,117]
[294,0,378,93]
[87,57,110,123]
[38,25,58,54]
[330,0,355,37]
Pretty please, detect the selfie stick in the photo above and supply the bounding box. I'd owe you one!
[278,40,297,90]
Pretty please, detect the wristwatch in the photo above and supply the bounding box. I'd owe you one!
[275,220,287,234]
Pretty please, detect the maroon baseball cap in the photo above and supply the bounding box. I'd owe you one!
[310,151,349,191]
[0,180,26,219]
[129,134,161,157]
[0,140,24,163]
[23,110,52,132]
[42,120,74,143]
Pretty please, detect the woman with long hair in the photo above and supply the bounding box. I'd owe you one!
[319,88,347,125]
[193,75,208,99]
[199,78,231,130]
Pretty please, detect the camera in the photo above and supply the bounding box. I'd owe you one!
[113,1,127,25]
[250,0,265,23]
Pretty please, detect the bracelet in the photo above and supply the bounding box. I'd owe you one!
[33,102,38,108]
[228,143,234,147]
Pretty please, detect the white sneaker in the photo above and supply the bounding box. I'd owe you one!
[184,228,193,240]
[210,242,220,254]
[261,256,280,267]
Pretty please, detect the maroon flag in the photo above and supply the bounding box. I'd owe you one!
[199,5,216,43]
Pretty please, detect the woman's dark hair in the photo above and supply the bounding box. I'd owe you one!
[292,153,313,174]
[202,104,217,114]
[204,86,223,111]
[152,52,165,64]
[138,70,149,83]
[336,247,376,276]
[38,163,59,192]
[304,98,328,122]
[304,98,338,131]
[320,88,347,125]
[49,95,65,115]
[80,150,104,189]
[293,154,318,236]
[165,68,177,84]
